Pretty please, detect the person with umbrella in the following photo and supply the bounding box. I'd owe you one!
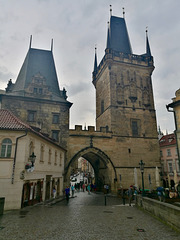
[157,186,164,202]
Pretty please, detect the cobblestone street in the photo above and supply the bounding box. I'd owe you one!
[0,191,179,240]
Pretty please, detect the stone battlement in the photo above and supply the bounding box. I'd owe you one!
[69,125,112,137]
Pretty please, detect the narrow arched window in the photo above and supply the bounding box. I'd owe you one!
[0,138,12,158]
[101,100,104,114]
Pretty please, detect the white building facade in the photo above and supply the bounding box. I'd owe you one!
[0,109,65,210]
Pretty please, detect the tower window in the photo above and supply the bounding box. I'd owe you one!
[34,88,38,93]
[101,100,104,113]
[52,131,59,142]
[28,111,36,122]
[52,114,59,124]
[131,119,140,136]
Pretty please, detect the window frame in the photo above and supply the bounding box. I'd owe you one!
[0,138,12,158]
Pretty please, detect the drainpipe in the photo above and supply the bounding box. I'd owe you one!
[11,130,28,184]
[166,105,180,170]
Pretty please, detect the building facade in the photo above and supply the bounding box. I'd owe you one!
[167,88,180,175]
[0,42,72,149]
[0,110,65,210]
[159,133,180,189]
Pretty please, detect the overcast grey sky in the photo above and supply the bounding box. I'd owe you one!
[0,0,180,133]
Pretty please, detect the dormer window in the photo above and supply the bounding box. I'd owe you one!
[39,88,42,94]
[34,88,38,93]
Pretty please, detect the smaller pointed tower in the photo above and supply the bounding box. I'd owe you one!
[93,47,98,73]
[106,22,111,49]
[146,28,152,56]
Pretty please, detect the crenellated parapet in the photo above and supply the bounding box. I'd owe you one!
[69,125,112,138]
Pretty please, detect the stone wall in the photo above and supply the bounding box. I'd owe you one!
[136,195,180,232]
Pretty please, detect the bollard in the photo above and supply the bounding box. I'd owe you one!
[104,195,107,206]
[123,197,125,205]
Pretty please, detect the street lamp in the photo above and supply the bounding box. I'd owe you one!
[139,160,145,196]
[29,152,36,167]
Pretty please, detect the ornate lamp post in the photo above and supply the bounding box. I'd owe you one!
[139,160,145,196]
[29,152,36,167]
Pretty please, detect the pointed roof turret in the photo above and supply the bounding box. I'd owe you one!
[93,47,98,72]
[106,15,132,54]
[146,29,152,56]
[106,22,111,49]
[8,42,69,102]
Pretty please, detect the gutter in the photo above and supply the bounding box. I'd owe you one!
[11,130,28,184]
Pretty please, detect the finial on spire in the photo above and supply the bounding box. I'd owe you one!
[123,7,125,18]
[51,39,53,52]
[110,5,112,16]
[29,35,32,49]
[94,45,98,72]
[145,26,152,56]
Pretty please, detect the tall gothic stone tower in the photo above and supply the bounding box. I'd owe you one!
[91,13,161,189]
[93,15,157,140]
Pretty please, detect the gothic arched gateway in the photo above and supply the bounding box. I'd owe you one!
[64,145,117,191]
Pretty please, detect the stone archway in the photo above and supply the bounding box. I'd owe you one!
[64,146,117,192]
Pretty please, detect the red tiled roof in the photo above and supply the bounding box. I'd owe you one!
[0,109,30,130]
[0,109,66,150]
[159,133,176,147]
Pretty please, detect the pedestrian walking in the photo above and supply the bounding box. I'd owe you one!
[53,187,56,199]
[128,186,133,206]
[65,186,70,203]
[71,185,75,197]
[82,183,85,192]
[87,184,91,194]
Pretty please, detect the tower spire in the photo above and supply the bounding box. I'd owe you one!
[51,39,53,52]
[93,46,97,72]
[106,21,111,49]
[29,35,32,49]
[146,27,152,56]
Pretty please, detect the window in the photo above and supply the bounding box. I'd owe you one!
[29,141,34,156]
[168,161,173,173]
[28,111,36,122]
[101,100,104,114]
[0,138,12,158]
[167,149,171,157]
[55,151,57,165]
[131,120,139,136]
[40,145,44,162]
[52,114,59,124]
[52,131,59,142]
[48,149,52,164]
[60,153,62,166]
[39,88,43,94]
[33,88,37,94]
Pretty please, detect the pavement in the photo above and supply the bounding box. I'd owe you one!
[0,191,180,240]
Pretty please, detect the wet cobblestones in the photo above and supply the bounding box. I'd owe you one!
[0,191,179,240]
